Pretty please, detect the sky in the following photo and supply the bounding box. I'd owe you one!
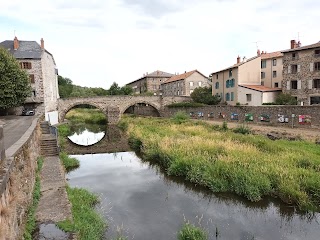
[0,0,319,89]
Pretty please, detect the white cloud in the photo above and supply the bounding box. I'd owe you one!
[0,0,319,88]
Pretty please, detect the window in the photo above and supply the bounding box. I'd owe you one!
[315,49,320,57]
[230,78,235,87]
[310,96,320,105]
[229,70,232,77]
[261,60,266,68]
[261,72,265,79]
[32,90,36,97]
[292,53,298,60]
[315,62,320,71]
[261,81,264,86]
[215,82,219,89]
[216,74,219,79]
[231,92,234,101]
[198,81,202,86]
[20,62,32,69]
[177,82,180,87]
[313,79,320,89]
[291,80,298,89]
[291,65,298,73]
[226,93,230,101]
[246,94,252,102]
[189,81,194,87]
[177,90,180,95]
[29,74,35,83]
[274,82,279,88]
[273,71,277,78]
[272,59,277,66]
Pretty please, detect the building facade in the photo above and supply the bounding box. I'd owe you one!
[0,37,59,122]
[282,40,320,105]
[161,70,210,96]
[126,70,173,95]
[211,52,282,106]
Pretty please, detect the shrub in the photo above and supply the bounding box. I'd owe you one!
[233,124,251,134]
[177,223,207,240]
[221,121,228,131]
[172,111,190,124]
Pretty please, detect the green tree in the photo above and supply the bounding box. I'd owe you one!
[275,93,297,105]
[107,82,121,95]
[120,85,133,95]
[0,48,31,111]
[190,86,221,105]
[58,75,73,98]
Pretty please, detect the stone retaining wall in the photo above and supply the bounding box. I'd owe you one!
[0,124,5,163]
[161,105,320,128]
[0,118,41,240]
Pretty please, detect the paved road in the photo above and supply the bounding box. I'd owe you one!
[0,115,36,150]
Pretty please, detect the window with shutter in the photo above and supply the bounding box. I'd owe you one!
[297,80,301,89]
[288,65,291,74]
[297,65,301,73]
[309,80,313,89]
[29,74,35,83]
[314,62,320,71]
[287,81,290,90]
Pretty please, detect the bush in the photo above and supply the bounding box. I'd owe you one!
[177,223,207,240]
[233,124,251,134]
[172,111,190,124]
[221,121,228,131]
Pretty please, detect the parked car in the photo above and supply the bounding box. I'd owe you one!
[22,108,35,116]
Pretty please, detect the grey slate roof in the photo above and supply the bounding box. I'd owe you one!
[0,40,42,59]
[127,70,174,85]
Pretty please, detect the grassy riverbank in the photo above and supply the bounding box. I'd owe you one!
[66,108,107,125]
[120,116,320,211]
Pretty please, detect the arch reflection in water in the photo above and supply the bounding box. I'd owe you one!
[67,124,106,146]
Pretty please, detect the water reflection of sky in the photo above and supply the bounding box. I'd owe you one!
[68,152,320,240]
[68,129,105,146]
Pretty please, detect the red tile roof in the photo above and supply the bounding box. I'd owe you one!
[239,84,282,92]
[261,51,283,59]
[163,70,207,84]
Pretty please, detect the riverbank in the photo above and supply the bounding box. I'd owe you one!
[120,116,320,211]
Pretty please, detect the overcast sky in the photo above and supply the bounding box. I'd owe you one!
[0,0,319,89]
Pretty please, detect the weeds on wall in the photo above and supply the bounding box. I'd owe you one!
[23,157,44,240]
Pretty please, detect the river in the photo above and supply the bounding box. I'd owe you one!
[66,124,320,240]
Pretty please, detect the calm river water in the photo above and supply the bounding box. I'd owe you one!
[66,124,320,240]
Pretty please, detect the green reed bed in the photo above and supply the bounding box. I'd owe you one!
[120,116,320,211]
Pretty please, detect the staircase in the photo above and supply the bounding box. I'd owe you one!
[40,121,59,156]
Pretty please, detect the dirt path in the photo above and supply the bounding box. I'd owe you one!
[201,120,320,142]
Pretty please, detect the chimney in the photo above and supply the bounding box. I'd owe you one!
[237,55,240,64]
[257,49,261,56]
[40,38,44,49]
[290,40,296,49]
[13,36,19,50]
[261,51,264,54]
[184,71,186,73]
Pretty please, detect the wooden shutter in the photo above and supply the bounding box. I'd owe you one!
[29,74,35,83]
[297,80,301,89]
[287,81,290,90]
[287,65,291,74]
[297,65,301,73]
[310,63,314,72]
[309,80,313,89]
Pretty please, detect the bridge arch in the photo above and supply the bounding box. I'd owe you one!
[59,101,107,122]
[120,100,161,116]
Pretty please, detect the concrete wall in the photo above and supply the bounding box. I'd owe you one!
[263,91,280,103]
[238,87,263,106]
[0,118,41,239]
[162,105,320,128]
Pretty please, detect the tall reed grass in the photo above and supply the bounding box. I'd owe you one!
[121,117,320,211]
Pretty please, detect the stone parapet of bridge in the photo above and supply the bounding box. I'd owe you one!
[58,95,190,124]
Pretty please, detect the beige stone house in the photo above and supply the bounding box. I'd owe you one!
[126,70,173,95]
[161,70,210,96]
[211,53,282,106]
[282,40,320,105]
[260,51,283,88]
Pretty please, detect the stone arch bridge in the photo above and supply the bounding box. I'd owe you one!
[58,95,190,124]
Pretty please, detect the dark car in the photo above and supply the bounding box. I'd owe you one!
[22,108,35,116]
